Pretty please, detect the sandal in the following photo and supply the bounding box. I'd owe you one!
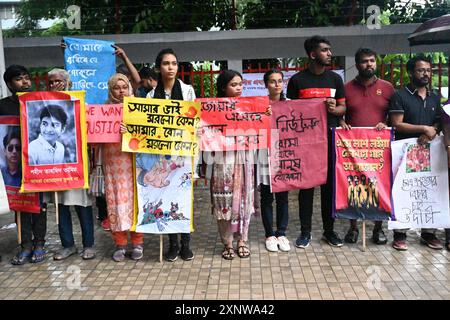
[30,248,47,263]
[11,250,32,265]
[237,242,251,258]
[81,247,96,260]
[222,247,235,260]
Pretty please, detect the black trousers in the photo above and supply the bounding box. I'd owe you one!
[169,233,190,246]
[298,132,334,234]
[18,203,47,251]
[96,196,107,221]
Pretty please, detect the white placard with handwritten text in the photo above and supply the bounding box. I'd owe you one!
[389,137,450,229]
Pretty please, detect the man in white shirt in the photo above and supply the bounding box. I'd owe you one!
[28,104,67,165]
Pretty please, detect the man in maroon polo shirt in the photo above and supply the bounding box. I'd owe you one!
[339,48,395,245]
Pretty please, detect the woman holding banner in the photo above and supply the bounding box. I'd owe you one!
[104,73,145,262]
[210,70,268,260]
[258,70,290,252]
[146,48,195,262]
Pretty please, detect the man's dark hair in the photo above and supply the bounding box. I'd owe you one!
[216,70,242,98]
[139,67,158,80]
[3,65,29,84]
[304,35,331,57]
[116,63,130,77]
[155,48,178,69]
[355,48,377,64]
[40,105,68,127]
[3,127,20,148]
[406,55,432,74]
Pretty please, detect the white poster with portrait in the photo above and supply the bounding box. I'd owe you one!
[388,137,450,230]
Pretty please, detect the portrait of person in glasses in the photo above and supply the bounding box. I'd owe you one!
[1,127,21,187]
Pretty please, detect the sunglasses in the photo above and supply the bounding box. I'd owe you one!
[7,144,20,152]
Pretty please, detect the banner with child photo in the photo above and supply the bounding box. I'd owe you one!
[19,91,89,192]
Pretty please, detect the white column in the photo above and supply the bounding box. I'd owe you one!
[345,56,357,83]
[0,20,7,98]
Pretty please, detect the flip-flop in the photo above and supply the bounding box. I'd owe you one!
[11,251,32,265]
[30,249,47,263]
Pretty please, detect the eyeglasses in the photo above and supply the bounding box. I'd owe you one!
[7,144,20,152]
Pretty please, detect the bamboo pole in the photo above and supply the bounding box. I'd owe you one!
[17,211,21,244]
[55,192,59,225]
[160,235,163,263]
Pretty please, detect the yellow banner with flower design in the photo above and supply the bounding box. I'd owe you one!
[121,97,201,156]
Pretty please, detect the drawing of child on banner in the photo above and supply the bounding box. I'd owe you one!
[134,153,193,234]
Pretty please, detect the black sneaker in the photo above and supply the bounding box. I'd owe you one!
[322,231,343,247]
[165,245,179,262]
[180,245,194,261]
[295,232,311,248]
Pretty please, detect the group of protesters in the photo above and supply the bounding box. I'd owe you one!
[0,34,449,266]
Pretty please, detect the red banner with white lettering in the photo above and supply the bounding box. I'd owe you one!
[196,96,270,151]
[269,99,328,193]
[333,128,393,220]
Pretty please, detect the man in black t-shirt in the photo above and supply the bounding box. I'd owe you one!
[0,65,32,116]
[287,35,346,248]
[389,55,443,251]
[0,65,48,265]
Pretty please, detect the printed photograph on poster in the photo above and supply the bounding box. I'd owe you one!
[26,100,78,165]
[19,91,89,193]
[1,126,21,187]
[134,153,193,234]
[0,117,40,213]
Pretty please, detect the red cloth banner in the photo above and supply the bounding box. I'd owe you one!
[196,96,270,151]
[0,116,40,213]
[86,104,122,143]
[333,128,392,220]
[269,99,328,193]
[19,91,88,192]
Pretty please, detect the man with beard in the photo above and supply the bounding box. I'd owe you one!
[389,55,443,251]
[340,48,394,245]
[287,35,345,248]
[0,65,48,265]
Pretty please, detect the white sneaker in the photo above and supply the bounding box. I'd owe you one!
[277,236,291,252]
[265,236,278,252]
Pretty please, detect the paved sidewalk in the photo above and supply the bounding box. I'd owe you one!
[0,187,449,300]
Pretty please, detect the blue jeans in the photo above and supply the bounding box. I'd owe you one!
[58,205,94,248]
[260,184,289,238]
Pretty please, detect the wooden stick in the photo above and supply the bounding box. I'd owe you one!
[55,192,59,225]
[160,235,163,263]
[17,211,22,244]
[362,220,366,252]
